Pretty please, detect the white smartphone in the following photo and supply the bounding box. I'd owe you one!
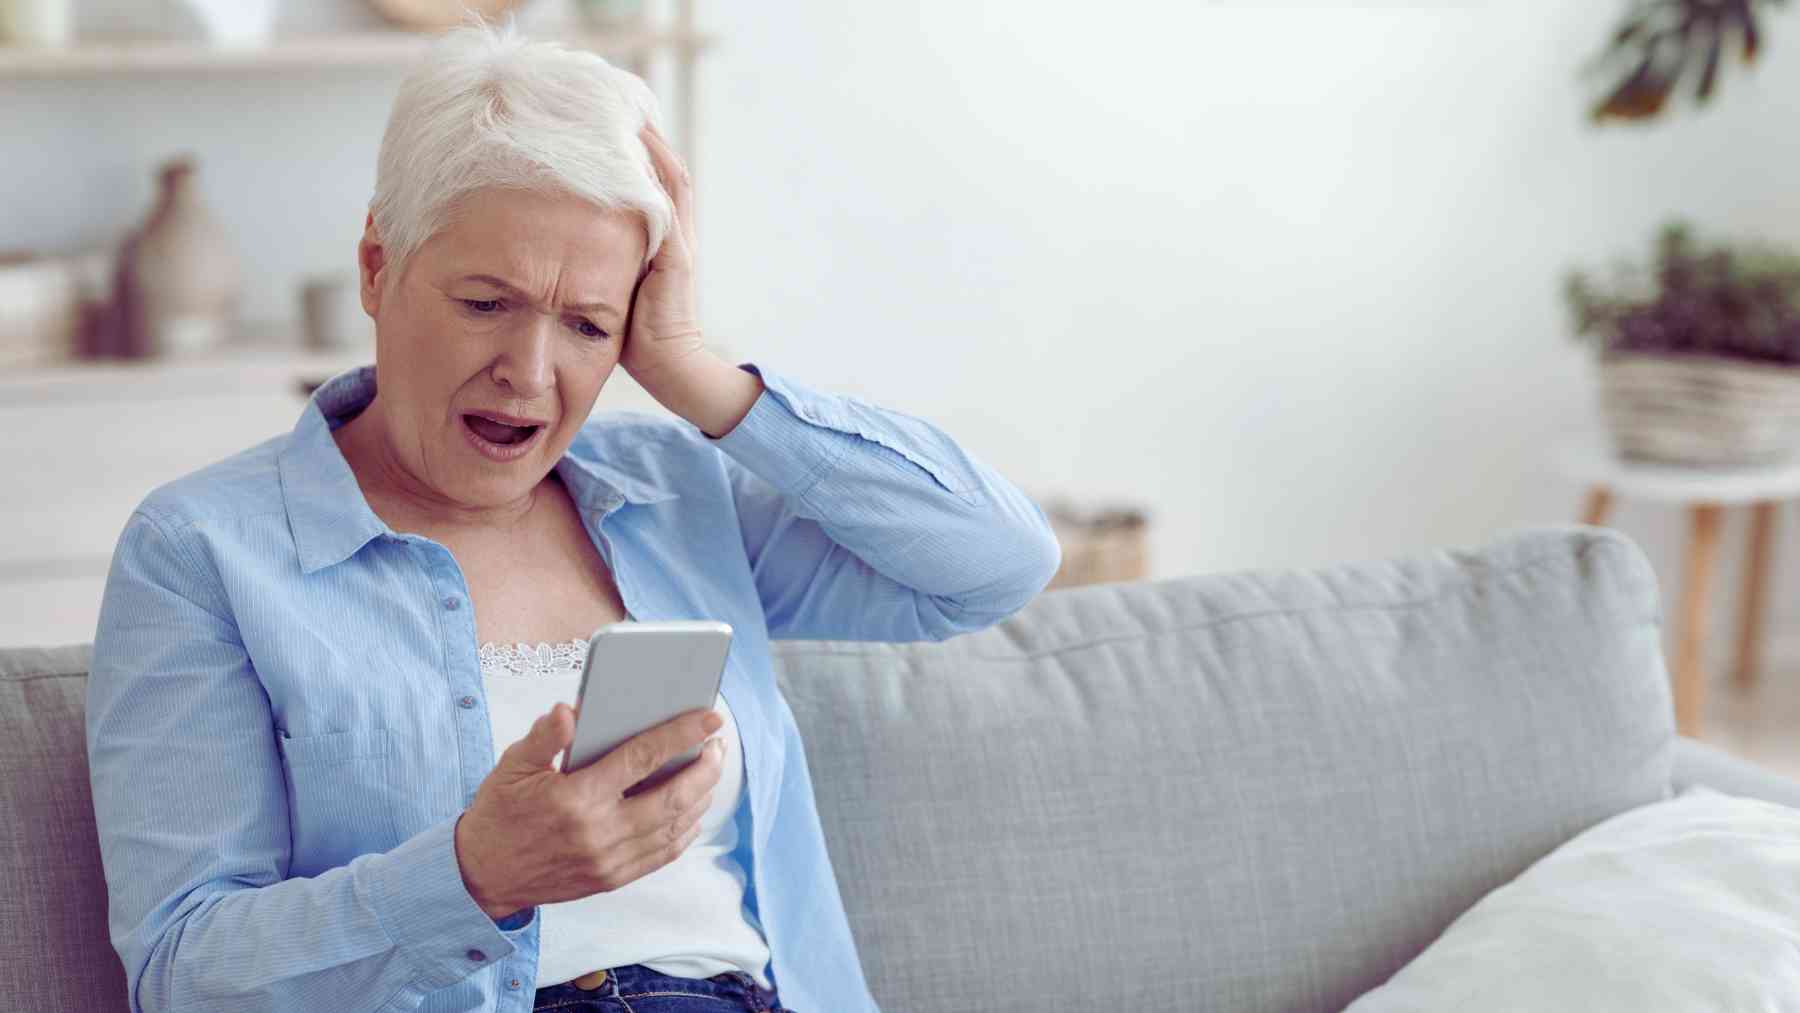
[559,620,734,796]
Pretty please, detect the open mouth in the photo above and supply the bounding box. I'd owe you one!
[462,414,543,447]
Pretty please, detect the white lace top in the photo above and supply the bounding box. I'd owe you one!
[477,636,770,989]
[478,639,590,678]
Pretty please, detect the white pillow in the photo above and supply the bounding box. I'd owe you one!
[1346,787,1800,1012]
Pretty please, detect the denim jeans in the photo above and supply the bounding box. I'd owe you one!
[532,964,794,1012]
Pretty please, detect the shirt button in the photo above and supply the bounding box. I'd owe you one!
[458,695,477,709]
[508,978,522,990]
[467,948,486,963]
[443,595,462,610]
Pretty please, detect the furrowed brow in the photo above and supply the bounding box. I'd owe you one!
[460,274,620,318]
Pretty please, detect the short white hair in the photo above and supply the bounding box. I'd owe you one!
[369,19,671,277]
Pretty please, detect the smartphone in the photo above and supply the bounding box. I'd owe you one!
[560,620,734,797]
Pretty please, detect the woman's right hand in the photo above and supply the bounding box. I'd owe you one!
[453,701,726,921]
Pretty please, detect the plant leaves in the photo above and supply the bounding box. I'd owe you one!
[1594,51,1673,121]
[1696,23,1724,99]
[1590,0,1782,122]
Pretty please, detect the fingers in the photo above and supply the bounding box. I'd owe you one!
[572,706,720,798]
[603,800,710,890]
[646,127,692,262]
[619,733,722,827]
[639,123,695,266]
[641,122,691,212]
[605,747,719,879]
[499,702,576,773]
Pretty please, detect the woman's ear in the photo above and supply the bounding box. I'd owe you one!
[358,211,387,318]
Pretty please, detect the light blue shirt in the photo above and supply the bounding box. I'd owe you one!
[86,362,1061,1013]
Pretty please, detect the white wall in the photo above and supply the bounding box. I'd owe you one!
[5,1,1799,652]
[691,1,1800,655]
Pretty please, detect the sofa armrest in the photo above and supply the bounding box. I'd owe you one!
[1672,737,1800,809]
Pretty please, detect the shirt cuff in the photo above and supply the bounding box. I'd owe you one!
[365,814,520,993]
[709,362,856,497]
[496,907,537,933]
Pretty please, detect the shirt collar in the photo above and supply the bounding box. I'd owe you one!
[277,364,677,574]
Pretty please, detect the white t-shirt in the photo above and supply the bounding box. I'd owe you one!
[477,636,772,989]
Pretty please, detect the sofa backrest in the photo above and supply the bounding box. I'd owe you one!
[2,527,1675,1012]
[0,642,123,1012]
[771,526,1674,1012]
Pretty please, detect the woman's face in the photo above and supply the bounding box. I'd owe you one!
[357,186,647,514]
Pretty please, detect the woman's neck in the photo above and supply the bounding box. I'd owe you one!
[330,399,545,540]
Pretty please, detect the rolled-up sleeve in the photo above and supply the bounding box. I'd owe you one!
[86,508,521,1012]
[710,363,1061,642]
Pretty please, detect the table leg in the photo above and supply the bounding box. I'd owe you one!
[1674,504,1724,737]
[1582,486,1614,526]
[1734,501,1778,690]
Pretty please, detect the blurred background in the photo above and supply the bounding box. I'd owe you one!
[6,0,1800,769]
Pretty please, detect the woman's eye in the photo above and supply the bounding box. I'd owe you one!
[572,319,608,340]
[462,299,502,313]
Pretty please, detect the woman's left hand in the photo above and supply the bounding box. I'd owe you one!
[620,122,706,390]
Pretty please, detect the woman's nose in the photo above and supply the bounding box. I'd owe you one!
[489,313,555,398]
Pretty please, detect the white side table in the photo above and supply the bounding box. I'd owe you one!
[1554,432,1800,736]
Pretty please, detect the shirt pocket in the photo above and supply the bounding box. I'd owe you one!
[276,727,400,875]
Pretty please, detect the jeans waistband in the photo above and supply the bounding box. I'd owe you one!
[533,963,783,1011]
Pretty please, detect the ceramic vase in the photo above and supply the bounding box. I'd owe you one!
[129,157,240,358]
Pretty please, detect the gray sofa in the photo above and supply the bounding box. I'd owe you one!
[7,526,1799,1012]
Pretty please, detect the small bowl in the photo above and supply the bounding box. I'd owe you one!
[180,0,278,48]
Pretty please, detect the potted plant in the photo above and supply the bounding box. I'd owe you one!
[1565,221,1800,466]
[1586,0,1782,123]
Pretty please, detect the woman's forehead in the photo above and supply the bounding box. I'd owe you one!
[425,188,647,285]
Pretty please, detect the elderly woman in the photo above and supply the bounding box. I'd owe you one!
[85,21,1058,1013]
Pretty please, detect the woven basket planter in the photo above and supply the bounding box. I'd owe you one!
[1043,503,1148,590]
[1599,353,1800,466]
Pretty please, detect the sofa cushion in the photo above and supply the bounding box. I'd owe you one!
[0,642,127,1012]
[1344,787,1800,1011]
[772,526,1674,1013]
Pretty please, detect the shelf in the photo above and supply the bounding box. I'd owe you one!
[0,27,713,79]
[0,337,678,416]
[0,342,374,403]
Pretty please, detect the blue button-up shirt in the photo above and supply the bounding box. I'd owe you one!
[86,362,1061,1012]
